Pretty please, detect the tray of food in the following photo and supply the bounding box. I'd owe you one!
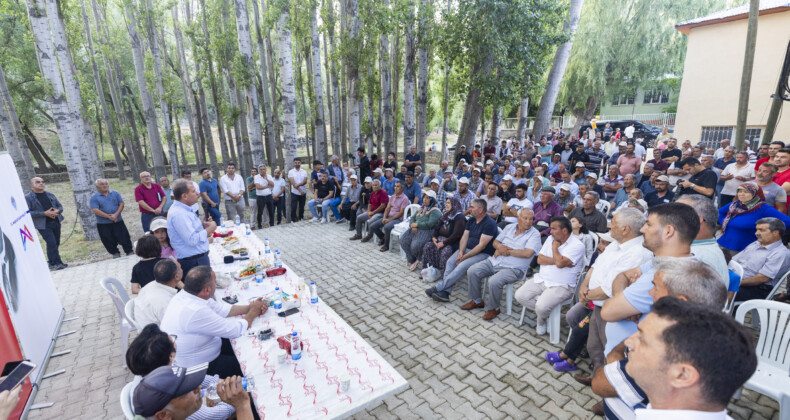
[234,259,273,280]
[229,247,248,255]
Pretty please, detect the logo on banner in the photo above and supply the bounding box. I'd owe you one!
[19,225,34,251]
[10,196,16,210]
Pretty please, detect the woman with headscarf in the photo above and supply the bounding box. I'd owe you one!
[717,182,790,253]
[401,190,443,271]
[420,196,467,277]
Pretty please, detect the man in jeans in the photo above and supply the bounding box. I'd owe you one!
[288,158,308,222]
[219,163,246,223]
[254,164,275,228]
[271,168,287,225]
[340,174,362,231]
[426,199,498,302]
[514,216,586,335]
[245,167,258,226]
[368,180,410,252]
[25,177,67,270]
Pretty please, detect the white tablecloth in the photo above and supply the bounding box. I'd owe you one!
[210,229,408,419]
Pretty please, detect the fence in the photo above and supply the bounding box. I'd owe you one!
[501,112,676,134]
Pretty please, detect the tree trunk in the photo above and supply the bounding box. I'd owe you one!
[325,0,341,158]
[263,27,283,168]
[402,1,416,151]
[415,0,430,159]
[194,56,219,173]
[734,0,760,150]
[22,123,52,171]
[174,107,187,166]
[199,0,230,169]
[346,0,361,156]
[124,2,166,180]
[26,0,98,239]
[532,0,584,140]
[81,4,123,180]
[251,0,274,166]
[490,107,502,144]
[380,25,394,156]
[172,4,203,167]
[454,53,493,150]
[233,0,265,166]
[145,0,179,179]
[0,64,36,189]
[236,87,254,173]
[570,96,601,136]
[309,5,327,162]
[392,34,402,157]
[278,1,298,192]
[516,94,529,141]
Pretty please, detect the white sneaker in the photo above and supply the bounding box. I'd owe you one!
[536,323,547,336]
[309,218,319,223]
[320,218,327,224]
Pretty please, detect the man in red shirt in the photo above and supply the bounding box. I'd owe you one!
[755,141,786,170]
[483,141,496,161]
[135,171,166,232]
[350,179,389,240]
[772,148,790,196]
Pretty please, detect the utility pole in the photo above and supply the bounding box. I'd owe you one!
[762,41,790,144]
[733,0,760,151]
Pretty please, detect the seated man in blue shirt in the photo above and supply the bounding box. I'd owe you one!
[382,168,397,195]
[731,217,790,302]
[402,171,422,204]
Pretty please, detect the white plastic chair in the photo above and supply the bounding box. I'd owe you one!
[100,277,138,367]
[732,270,790,321]
[390,204,421,259]
[599,200,611,216]
[120,381,135,419]
[125,299,142,331]
[725,260,744,314]
[519,270,585,345]
[734,300,790,417]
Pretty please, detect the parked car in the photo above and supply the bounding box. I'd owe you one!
[577,120,672,148]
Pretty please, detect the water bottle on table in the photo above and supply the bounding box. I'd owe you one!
[290,332,302,360]
[309,282,318,304]
[274,251,282,268]
[264,238,270,251]
[235,214,240,226]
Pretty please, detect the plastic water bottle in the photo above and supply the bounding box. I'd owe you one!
[274,251,282,268]
[206,375,221,406]
[246,225,251,236]
[264,238,270,251]
[290,332,302,360]
[219,216,225,228]
[241,376,255,391]
[255,265,263,283]
[309,282,318,304]
[235,215,240,226]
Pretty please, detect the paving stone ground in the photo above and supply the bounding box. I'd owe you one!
[30,221,779,419]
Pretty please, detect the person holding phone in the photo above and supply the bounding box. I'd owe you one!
[25,177,66,270]
[0,360,35,420]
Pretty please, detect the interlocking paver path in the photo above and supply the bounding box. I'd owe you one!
[30,221,780,419]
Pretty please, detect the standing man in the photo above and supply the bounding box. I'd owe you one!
[288,158,308,222]
[246,167,258,225]
[219,163,246,223]
[167,179,216,275]
[26,177,66,270]
[90,179,133,258]
[719,151,755,206]
[755,163,787,213]
[254,165,274,228]
[404,145,422,171]
[356,147,371,182]
[616,144,641,176]
[713,138,730,161]
[271,169,287,226]
[135,171,166,232]
[755,140,785,170]
[159,177,174,216]
[198,168,222,223]
[623,123,635,140]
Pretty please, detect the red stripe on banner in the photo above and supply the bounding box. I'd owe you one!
[0,287,30,420]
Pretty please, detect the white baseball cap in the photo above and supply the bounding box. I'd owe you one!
[458,177,470,185]
[502,174,513,181]
[486,160,494,165]
[522,162,530,168]
[431,178,441,185]
[374,168,383,174]
[619,141,628,146]
[350,174,358,180]
[575,162,586,168]
[423,190,437,199]
[364,176,373,183]
[587,173,598,180]
[559,184,571,192]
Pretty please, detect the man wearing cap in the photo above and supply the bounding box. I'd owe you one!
[91,178,134,258]
[554,184,575,214]
[468,168,483,194]
[554,171,580,196]
[351,179,388,240]
[441,169,457,193]
[168,180,216,275]
[288,158,308,222]
[456,161,472,179]
[481,182,503,220]
[402,171,422,204]
[455,177,477,215]
[608,142,627,169]
[219,163,246,223]
[382,167,397,195]
[160,266,265,377]
[586,173,606,199]
[413,165,426,185]
[339,174,362,230]
[455,145,472,168]
[499,174,516,202]
[569,191,608,233]
[640,171,660,196]
[132,364,254,420]
[371,167,384,184]
[368,181,410,251]
[570,162,588,185]
[532,186,564,236]
[644,175,674,207]
[429,178,447,210]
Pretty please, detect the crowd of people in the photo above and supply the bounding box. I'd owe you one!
[20,131,789,418]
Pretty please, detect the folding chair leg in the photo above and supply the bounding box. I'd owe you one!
[549,305,562,345]
[505,284,513,315]
[120,322,130,368]
[519,307,526,325]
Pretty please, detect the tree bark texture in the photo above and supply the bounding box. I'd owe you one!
[402,1,416,151]
[233,0,266,167]
[278,3,298,175]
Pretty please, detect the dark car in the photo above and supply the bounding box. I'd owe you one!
[578,120,671,148]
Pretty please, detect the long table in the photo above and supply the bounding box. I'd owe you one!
[210,229,408,419]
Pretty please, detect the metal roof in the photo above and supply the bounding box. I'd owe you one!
[676,0,790,34]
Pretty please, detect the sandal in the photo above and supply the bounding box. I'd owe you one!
[545,352,563,364]
[553,360,578,372]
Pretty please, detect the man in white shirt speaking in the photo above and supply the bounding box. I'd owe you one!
[219,163,247,223]
[160,266,265,378]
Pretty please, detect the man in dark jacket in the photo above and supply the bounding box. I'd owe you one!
[454,145,473,169]
[25,177,67,270]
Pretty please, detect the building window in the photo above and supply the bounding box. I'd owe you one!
[643,89,670,104]
[699,126,763,151]
[612,93,635,106]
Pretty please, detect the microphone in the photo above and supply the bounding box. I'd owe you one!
[224,255,250,264]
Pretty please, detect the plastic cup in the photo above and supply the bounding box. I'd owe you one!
[340,375,350,392]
